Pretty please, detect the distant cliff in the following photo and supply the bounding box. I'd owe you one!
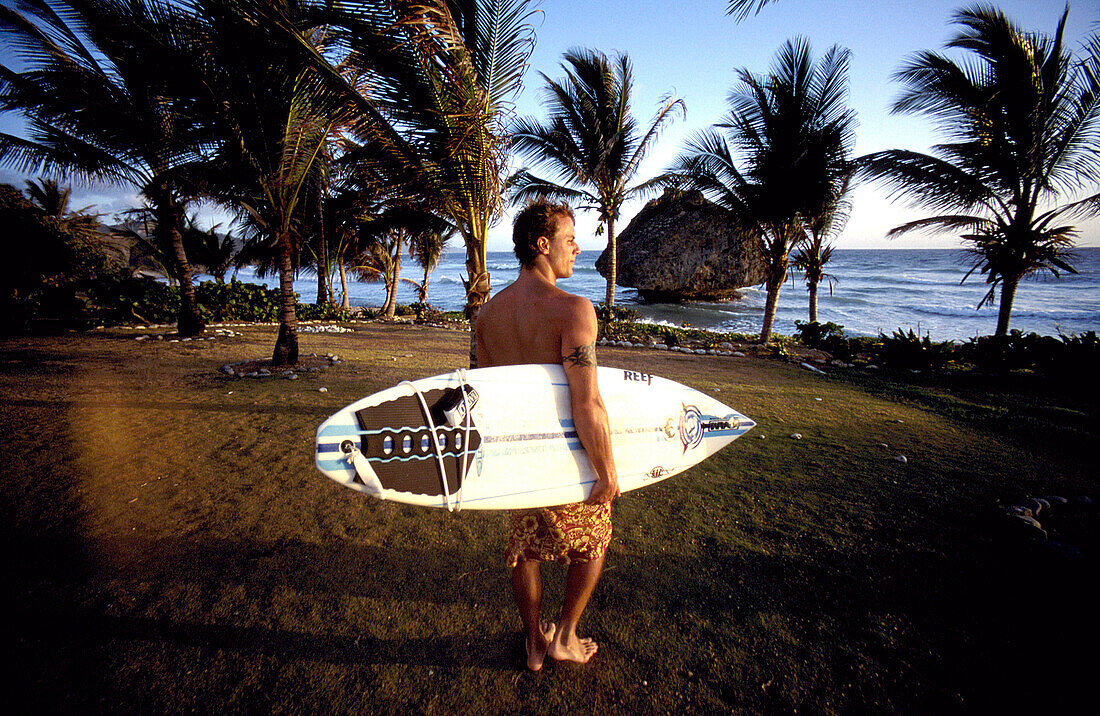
[595,189,767,301]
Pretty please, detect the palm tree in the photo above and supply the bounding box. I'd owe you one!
[860,5,1100,337]
[791,172,853,323]
[0,0,212,336]
[182,215,237,283]
[24,177,101,241]
[408,221,455,304]
[320,184,371,311]
[790,231,836,325]
[332,0,538,365]
[191,0,360,365]
[669,38,856,343]
[24,178,83,218]
[113,204,177,282]
[507,48,685,307]
[349,202,450,319]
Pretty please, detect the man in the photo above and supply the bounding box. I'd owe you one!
[476,199,620,671]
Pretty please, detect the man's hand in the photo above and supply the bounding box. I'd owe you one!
[586,476,621,505]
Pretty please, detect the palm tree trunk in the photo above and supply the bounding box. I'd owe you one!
[464,222,491,368]
[272,230,299,366]
[604,216,617,307]
[760,276,783,344]
[336,260,349,310]
[339,261,350,311]
[316,247,329,304]
[995,276,1019,337]
[384,233,403,319]
[419,263,430,303]
[154,191,204,337]
[808,279,819,324]
[759,232,793,344]
[315,180,329,305]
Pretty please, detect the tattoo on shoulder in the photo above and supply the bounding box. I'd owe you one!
[562,344,596,368]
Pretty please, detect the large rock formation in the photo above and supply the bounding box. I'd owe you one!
[596,189,766,301]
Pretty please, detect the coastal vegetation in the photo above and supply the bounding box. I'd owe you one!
[2,2,1096,349]
[860,5,1100,337]
[668,38,857,344]
[0,0,212,337]
[0,0,540,365]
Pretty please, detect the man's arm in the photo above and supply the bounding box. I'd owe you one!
[474,314,492,368]
[561,298,620,504]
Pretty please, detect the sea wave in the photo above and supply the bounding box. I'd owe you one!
[243,247,1098,341]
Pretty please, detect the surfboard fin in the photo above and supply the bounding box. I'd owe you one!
[344,444,387,500]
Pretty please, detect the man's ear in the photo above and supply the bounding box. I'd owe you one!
[536,235,550,255]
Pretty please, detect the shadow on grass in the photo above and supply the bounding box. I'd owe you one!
[85,614,520,670]
[8,517,1096,711]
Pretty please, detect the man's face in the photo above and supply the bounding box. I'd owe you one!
[543,216,579,279]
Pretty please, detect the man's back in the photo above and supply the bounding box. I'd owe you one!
[476,279,589,368]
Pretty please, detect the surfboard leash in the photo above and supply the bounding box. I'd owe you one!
[399,379,455,511]
[454,368,474,512]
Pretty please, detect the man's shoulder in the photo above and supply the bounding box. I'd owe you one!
[556,291,597,341]
[477,284,513,320]
[554,288,595,316]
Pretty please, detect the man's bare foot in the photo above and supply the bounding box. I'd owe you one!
[525,622,556,671]
[547,632,598,664]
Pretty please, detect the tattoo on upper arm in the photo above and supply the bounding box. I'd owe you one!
[562,344,596,368]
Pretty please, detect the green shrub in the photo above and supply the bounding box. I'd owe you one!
[794,321,862,361]
[876,328,958,372]
[794,320,845,347]
[194,279,280,322]
[408,302,442,323]
[959,330,1100,377]
[595,303,641,324]
[297,301,352,323]
[84,273,179,325]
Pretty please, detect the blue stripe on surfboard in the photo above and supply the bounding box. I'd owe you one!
[444,478,597,505]
[319,469,599,506]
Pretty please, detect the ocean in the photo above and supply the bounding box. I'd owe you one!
[226,247,1100,342]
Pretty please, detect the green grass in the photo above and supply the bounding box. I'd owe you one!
[2,324,1095,713]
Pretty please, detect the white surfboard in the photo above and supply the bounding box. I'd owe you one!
[315,364,755,510]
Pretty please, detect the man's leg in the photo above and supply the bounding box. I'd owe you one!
[547,554,604,663]
[512,558,554,671]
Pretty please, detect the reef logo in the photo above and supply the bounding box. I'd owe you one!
[679,404,704,452]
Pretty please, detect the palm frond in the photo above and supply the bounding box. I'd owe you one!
[505,168,592,207]
[725,0,781,22]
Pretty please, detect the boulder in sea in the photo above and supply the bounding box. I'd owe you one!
[595,189,767,301]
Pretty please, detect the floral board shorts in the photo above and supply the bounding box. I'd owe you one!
[505,502,612,567]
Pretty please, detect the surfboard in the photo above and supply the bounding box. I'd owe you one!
[315,364,755,510]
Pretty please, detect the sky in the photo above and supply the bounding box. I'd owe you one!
[1,0,1098,252]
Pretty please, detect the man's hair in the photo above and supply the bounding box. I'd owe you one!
[512,199,574,268]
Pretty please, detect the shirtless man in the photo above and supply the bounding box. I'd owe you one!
[476,200,621,671]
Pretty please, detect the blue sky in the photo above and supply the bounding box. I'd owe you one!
[2,0,1097,251]
[500,0,1100,251]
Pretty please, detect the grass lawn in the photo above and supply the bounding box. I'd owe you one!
[2,322,1095,713]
